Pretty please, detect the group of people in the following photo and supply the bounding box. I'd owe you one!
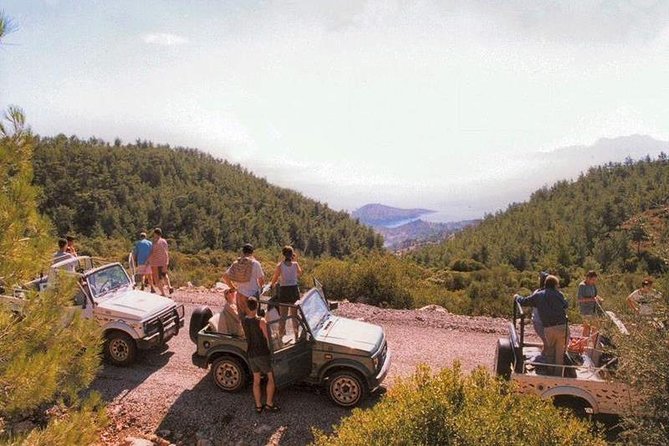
[217,243,303,414]
[132,228,174,296]
[516,270,662,376]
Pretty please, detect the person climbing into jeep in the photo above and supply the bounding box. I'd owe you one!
[242,296,278,414]
[222,243,265,316]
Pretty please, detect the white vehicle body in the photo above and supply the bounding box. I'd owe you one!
[2,256,185,366]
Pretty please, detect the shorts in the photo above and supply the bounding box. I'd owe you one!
[248,355,271,374]
[137,265,152,275]
[579,302,596,316]
[278,285,300,304]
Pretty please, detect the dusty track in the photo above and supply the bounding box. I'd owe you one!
[93,292,508,446]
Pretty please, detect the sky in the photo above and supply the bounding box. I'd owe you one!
[2,0,669,220]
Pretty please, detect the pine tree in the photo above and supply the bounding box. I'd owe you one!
[0,12,106,444]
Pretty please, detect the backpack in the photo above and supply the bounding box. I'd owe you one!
[228,257,253,283]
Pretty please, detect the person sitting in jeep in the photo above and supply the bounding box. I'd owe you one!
[242,297,279,414]
[515,275,568,376]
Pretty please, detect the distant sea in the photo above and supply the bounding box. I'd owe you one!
[381,210,455,228]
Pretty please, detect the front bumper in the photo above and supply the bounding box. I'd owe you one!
[137,304,185,349]
[369,349,392,392]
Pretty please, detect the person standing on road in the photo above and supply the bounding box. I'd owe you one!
[270,245,303,338]
[148,228,173,296]
[578,271,602,337]
[222,243,265,315]
[516,275,569,376]
[133,232,153,291]
[242,297,278,414]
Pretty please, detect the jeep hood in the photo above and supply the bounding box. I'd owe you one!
[315,316,383,354]
[95,289,176,321]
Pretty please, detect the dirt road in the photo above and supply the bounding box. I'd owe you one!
[93,292,508,446]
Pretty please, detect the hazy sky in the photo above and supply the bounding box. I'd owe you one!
[2,1,669,219]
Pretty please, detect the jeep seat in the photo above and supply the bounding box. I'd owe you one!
[207,304,244,337]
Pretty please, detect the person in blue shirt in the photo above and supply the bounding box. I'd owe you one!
[133,232,153,291]
[516,275,569,376]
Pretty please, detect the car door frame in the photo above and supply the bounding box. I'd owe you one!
[267,303,314,388]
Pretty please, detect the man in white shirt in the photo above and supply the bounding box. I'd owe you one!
[222,243,265,315]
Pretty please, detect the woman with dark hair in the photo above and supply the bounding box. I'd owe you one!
[270,246,303,338]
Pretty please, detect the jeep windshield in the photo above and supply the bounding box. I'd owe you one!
[86,264,131,299]
[300,289,331,333]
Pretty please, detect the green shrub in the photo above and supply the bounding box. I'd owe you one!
[313,364,604,446]
[614,290,669,445]
[450,258,486,272]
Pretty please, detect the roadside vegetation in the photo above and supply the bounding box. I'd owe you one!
[0,14,106,443]
[313,364,605,446]
[0,105,106,444]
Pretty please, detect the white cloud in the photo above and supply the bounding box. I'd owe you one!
[142,33,188,46]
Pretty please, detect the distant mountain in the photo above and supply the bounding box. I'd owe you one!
[378,219,480,250]
[352,203,435,227]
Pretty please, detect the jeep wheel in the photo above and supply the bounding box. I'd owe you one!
[327,370,366,407]
[212,356,247,392]
[190,306,213,343]
[494,337,514,379]
[104,331,137,366]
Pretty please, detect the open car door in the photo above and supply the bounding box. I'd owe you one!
[265,304,312,388]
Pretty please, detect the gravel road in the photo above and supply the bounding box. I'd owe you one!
[93,292,510,446]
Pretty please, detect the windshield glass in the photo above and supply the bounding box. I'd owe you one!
[300,289,330,332]
[86,264,130,298]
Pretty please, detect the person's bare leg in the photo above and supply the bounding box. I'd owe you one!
[236,294,249,316]
[266,372,275,407]
[252,373,263,408]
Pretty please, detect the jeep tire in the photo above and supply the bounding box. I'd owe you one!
[104,331,137,366]
[327,370,366,407]
[494,337,514,379]
[212,356,247,392]
[190,306,213,343]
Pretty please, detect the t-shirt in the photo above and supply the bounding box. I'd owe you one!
[516,288,568,327]
[134,239,153,265]
[279,262,299,287]
[629,289,661,316]
[149,237,169,267]
[577,282,598,302]
[228,257,264,297]
[53,251,74,264]
[242,316,270,358]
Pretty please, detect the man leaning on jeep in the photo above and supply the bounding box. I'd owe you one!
[515,275,569,376]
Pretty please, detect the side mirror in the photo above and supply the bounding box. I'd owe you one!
[328,301,339,311]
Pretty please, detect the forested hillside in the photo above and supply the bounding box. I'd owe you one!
[413,156,669,274]
[32,135,382,255]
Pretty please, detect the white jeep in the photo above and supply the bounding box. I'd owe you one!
[494,299,636,416]
[2,256,185,366]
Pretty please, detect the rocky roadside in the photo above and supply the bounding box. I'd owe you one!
[93,291,514,446]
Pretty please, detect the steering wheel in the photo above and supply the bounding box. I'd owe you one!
[97,279,112,294]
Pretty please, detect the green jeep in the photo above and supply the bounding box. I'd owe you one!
[190,283,391,407]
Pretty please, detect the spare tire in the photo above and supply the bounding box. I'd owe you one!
[190,306,213,343]
[494,337,514,379]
